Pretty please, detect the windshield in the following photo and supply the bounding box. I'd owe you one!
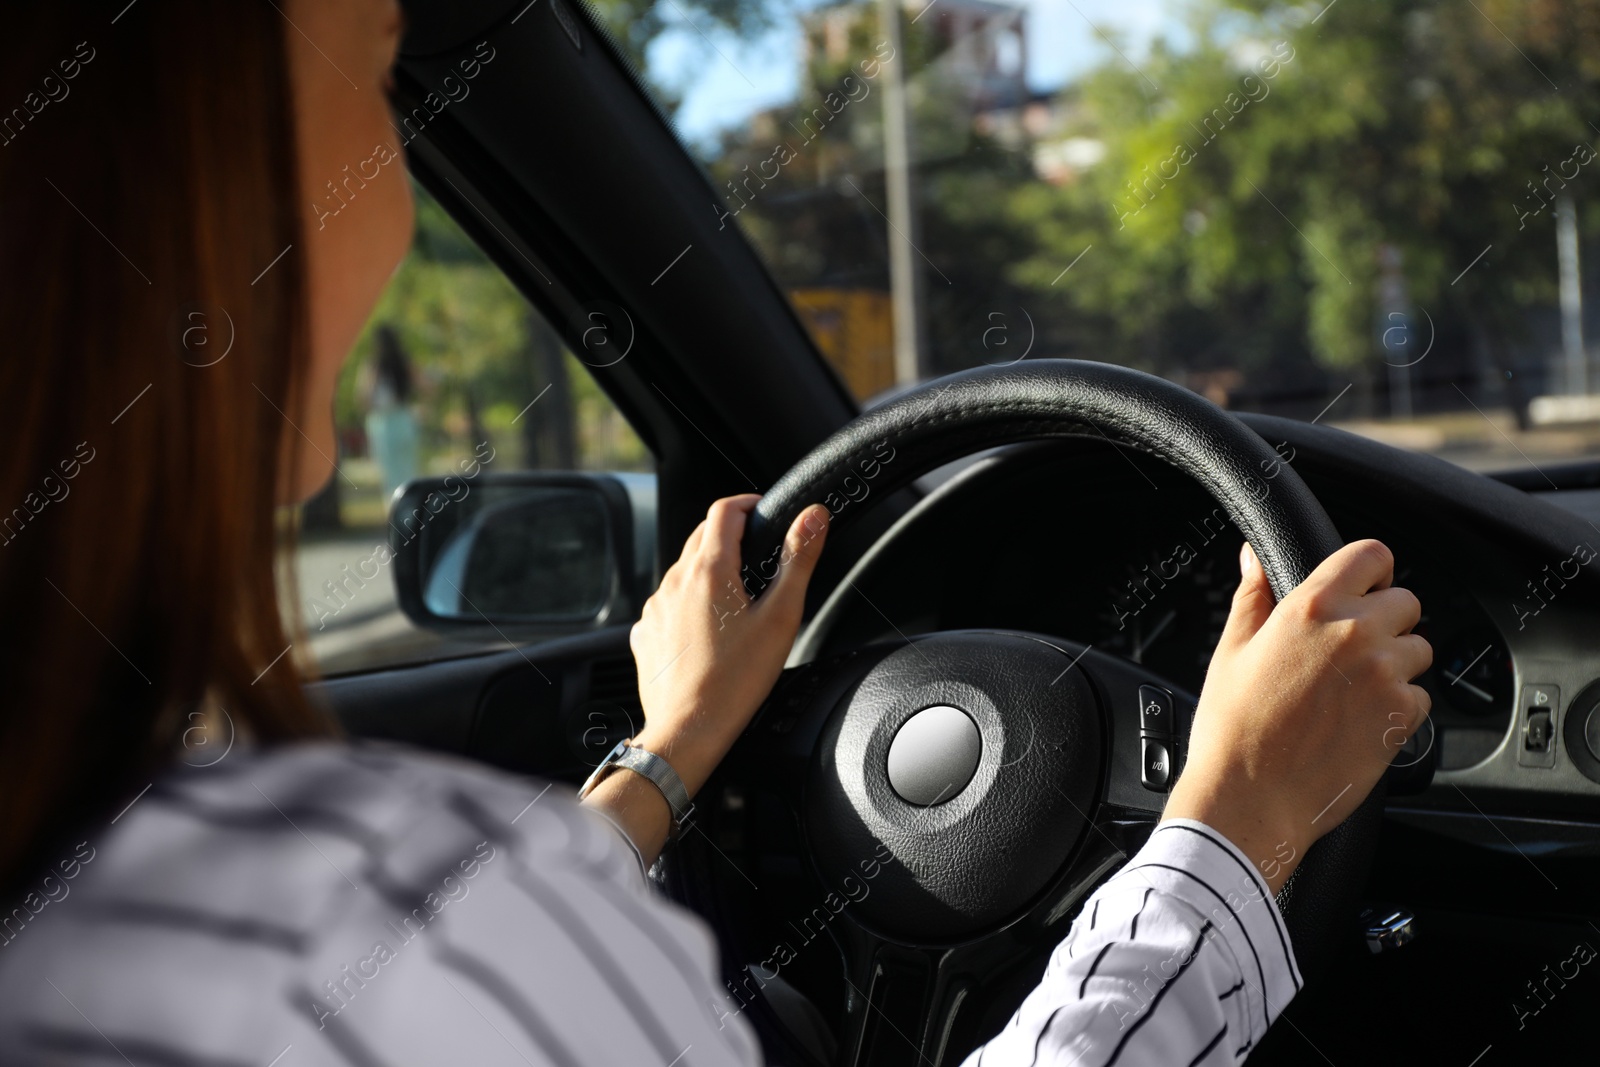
[588,0,1600,474]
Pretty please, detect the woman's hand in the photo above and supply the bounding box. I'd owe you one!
[584,494,829,862]
[1164,539,1432,893]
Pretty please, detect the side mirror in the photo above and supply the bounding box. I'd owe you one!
[390,471,655,635]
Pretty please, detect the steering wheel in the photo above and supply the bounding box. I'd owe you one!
[688,360,1380,1067]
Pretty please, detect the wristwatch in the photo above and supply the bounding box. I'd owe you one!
[577,739,695,837]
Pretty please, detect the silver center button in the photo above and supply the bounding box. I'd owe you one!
[886,705,982,806]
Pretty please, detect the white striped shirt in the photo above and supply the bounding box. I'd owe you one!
[0,742,761,1067]
[960,820,1300,1067]
[0,745,1295,1066]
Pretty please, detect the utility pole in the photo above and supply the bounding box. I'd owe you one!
[1376,244,1413,419]
[878,0,929,386]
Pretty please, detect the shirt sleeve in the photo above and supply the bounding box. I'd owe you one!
[957,819,1301,1067]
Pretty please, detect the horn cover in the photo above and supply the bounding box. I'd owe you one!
[806,632,1102,943]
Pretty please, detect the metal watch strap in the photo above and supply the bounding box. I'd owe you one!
[577,739,695,835]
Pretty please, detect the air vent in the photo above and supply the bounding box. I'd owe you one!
[589,656,639,707]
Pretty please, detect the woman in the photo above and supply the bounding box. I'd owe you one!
[0,2,1430,1064]
[364,325,421,500]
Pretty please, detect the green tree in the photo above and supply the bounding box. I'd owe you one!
[337,184,648,476]
[1011,0,1600,416]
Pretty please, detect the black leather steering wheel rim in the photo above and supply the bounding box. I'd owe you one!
[743,359,1336,600]
[738,359,1380,979]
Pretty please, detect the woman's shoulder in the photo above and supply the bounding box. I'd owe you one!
[0,740,650,970]
[0,741,693,1064]
[124,738,644,895]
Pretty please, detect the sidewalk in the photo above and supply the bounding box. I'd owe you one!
[1329,409,1600,474]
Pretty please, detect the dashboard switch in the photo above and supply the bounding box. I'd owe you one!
[1586,706,1600,763]
[1139,686,1174,733]
[1517,685,1559,768]
[1525,710,1552,752]
[1141,738,1173,790]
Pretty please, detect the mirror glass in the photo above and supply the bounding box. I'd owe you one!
[417,486,615,622]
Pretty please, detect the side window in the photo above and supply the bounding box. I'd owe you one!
[296,183,653,674]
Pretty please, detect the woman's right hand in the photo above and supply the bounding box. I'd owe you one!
[1163,539,1432,892]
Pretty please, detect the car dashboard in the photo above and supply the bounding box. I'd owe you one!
[687,413,1600,1064]
[795,413,1600,812]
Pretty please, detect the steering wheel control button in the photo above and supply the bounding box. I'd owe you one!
[1141,737,1173,791]
[886,705,982,806]
[1137,685,1179,792]
[1138,685,1173,733]
[1517,684,1559,768]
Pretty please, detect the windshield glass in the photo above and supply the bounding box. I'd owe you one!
[589,0,1600,473]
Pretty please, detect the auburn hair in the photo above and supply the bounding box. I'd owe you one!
[0,4,335,895]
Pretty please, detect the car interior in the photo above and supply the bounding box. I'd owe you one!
[310,1,1600,1062]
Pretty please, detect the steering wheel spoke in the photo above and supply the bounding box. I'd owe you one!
[834,924,938,1067]
[834,911,1045,1067]
[828,794,1162,1067]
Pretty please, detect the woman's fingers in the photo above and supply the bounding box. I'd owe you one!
[1309,538,1396,598]
[1392,631,1434,681]
[1364,585,1423,636]
[1387,683,1434,746]
[761,504,830,613]
[700,495,759,574]
[1216,542,1275,651]
[1407,683,1434,730]
[681,519,708,560]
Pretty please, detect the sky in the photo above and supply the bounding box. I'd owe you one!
[648,0,1177,147]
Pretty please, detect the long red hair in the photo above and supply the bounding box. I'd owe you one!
[0,3,333,894]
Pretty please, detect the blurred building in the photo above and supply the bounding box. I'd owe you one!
[789,288,896,399]
[803,0,1029,111]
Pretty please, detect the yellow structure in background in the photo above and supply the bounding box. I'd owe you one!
[789,288,896,401]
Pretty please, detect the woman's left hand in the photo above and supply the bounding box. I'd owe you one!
[584,494,829,861]
[629,494,830,787]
